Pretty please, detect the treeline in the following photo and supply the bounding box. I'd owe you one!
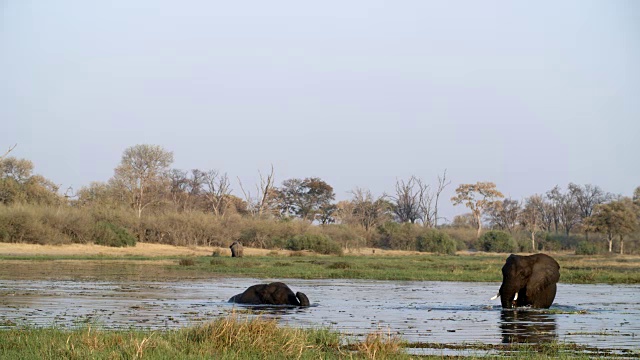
[0,144,639,255]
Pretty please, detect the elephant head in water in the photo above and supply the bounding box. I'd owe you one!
[491,253,560,309]
[229,282,310,307]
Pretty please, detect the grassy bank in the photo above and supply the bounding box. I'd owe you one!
[0,315,622,360]
[0,243,639,284]
[193,253,640,284]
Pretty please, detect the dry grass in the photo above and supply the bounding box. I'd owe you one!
[0,242,291,257]
[354,330,403,360]
[0,242,444,258]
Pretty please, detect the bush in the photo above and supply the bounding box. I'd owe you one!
[93,221,136,247]
[237,219,310,249]
[374,222,422,250]
[545,233,583,251]
[285,234,343,255]
[318,224,367,251]
[478,230,517,253]
[575,240,598,255]
[179,258,195,266]
[440,227,475,251]
[415,230,457,255]
[0,205,71,244]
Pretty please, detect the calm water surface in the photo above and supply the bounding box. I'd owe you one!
[1,278,638,353]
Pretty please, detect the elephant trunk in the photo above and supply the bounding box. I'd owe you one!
[499,285,519,309]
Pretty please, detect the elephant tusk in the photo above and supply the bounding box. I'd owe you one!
[513,292,518,301]
[490,292,499,300]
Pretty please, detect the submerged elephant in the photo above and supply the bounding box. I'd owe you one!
[491,253,560,309]
[229,282,310,307]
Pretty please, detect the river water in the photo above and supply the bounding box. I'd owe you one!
[1,278,638,354]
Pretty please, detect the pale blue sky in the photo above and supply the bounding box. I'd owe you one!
[1,1,639,221]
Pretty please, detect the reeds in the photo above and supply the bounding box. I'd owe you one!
[0,315,405,359]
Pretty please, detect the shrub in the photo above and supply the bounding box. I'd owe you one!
[285,234,343,255]
[374,222,421,250]
[93,221,136,247]
[575,240,598,255]
[441,227,476,251]
[327,261,351,269]
[478,230,517,253]
[179,258,195,266]
[318,224,367,250]
[415,230,457,255]
[238,219,309,249]
[210,258,225,266]
[0,205,70,244]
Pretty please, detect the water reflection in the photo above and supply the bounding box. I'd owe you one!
[500,310,557,344]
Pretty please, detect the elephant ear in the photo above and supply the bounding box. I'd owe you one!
[526,258,560,299]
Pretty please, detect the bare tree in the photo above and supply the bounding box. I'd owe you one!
[538,200,555,232]
[545,186,563,234]
[238,165,276,217]
[0,144,17,161]
[203,170,232,217]
[488,198,521,233]
[519,195,545,252]
[417,178,435,227]
[547,185,580,236]
[344,187,391,232]
[568,183,610,240]
[432,169,451,227]
[112,144,174,218]
[391,176,423,223]
[168,169,206,212]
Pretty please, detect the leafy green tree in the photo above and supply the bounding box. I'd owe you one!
[277,177,335,222]
[451,182,504,238]
[0,157,60,205]
[415,229,456,254]
[585,199,638,253]
[111,144,174,218]
[317,203,337,225]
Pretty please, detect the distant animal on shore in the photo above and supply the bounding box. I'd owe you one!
[229,282,310,307]
[230,241,243,257]
[491,253,560,309]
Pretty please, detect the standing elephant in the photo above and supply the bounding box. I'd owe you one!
[230,241,243,257]
[491,253,560,309]
[229,282,310,307]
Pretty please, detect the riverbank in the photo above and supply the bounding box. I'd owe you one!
[0,243,638,284]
